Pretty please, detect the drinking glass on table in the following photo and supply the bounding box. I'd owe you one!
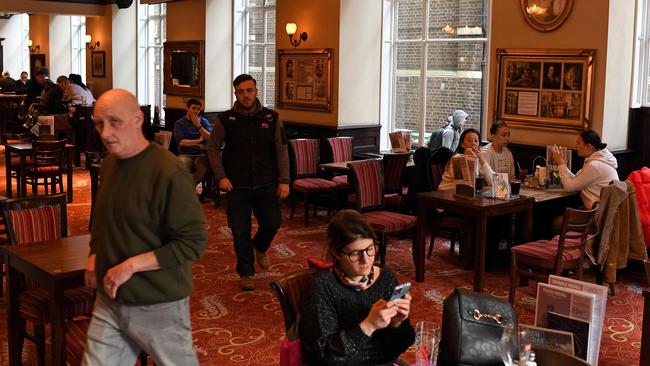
[415,321,440,366]
[499,325,531,365]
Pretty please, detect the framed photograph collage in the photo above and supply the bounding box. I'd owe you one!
[277,48,332,112]
[495,48,595,132]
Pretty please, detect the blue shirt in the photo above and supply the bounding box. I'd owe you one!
[173,115,212,155]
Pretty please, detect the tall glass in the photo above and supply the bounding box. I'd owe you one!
[499,325,531,366]
[415,321,440,366]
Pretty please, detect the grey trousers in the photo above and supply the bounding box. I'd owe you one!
[81,295,198,366]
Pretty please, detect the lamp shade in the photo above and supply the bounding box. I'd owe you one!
[27,39,33,47]
[84,34,92,43]
[285,23,297,36]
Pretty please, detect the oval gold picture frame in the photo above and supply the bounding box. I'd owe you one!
[520,0,575,32]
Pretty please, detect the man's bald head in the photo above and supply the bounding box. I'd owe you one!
[93,89,149,159]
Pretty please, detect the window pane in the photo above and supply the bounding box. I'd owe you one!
[248,0,263,6]
[266,10,276,43]
[397,0,423,40]
[425,41,484,139]
[428,0,457,39]
[265,47,275,107]
[394,42,422,140]
[265,0,276,5]
[248,10,264,43]
[248,44,264,84]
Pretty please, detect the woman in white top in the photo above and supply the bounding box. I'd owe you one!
[480,121,515,181]
[67,73,95,105]
[551,130,618,209]
[438,128,495,191]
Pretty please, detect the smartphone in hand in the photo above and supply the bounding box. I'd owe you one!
[389,282,411,301]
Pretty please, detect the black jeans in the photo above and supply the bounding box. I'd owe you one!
[227,184,281,277]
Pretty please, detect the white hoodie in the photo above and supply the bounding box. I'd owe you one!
[558,149,619,209]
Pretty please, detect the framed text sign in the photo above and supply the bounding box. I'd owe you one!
[495,48,595,132]
[277,48,332,112]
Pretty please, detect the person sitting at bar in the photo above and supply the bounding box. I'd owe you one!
[299,210,415,365]
[552,129,619,209]
[29,74,67,115]
[174,97,212,185]
[480,120,515,180]
[15,71,29,94]
[0,70,16,93]
[65,74,96,105]
[438,128,495,191]
[27,67,52,100]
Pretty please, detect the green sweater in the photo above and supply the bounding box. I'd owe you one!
[90,142,207,304]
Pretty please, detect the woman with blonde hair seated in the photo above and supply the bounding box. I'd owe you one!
[299,210,415,365]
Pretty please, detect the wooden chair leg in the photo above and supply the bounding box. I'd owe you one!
[427,230,436,259]
[35,324,46,366]
[509,253,518,305]
[290,193,296,219]
[303,193,309,226]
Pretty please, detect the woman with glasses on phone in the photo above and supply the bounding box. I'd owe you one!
[299,210,415,366]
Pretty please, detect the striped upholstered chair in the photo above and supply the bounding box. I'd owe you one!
[348,160,417,265]
[289,139,339,226]
[325,136,353,188]
[382,152,411,209]
[2,193,94,365]
[509,207,597,304]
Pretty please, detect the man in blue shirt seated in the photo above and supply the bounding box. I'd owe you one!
[173,98,212,185]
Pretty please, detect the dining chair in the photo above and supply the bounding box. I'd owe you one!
[325,136,353,188]
[0,195,9,299]
[382,152,411,209]
[2,193,95,366]
[509,207,597,304]
[289,139,339,226]
[347,159,417,265]
[425,150,464,264]
[2,132,32,198]
[23,139,67,197]
[269,268,317,332]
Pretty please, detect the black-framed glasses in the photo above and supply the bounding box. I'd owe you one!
[341,244,377,263]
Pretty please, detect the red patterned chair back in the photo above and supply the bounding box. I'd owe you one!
[383,152,411,194]
[269,268,317,332]
[555,207,597,268]
[2,193,68,246]
[348,160,384,211]
[326,137,353,163]
[289,139,320,177]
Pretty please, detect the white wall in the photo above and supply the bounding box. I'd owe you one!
[205,0,233,111]
[49,15,72,79]
[0,14,30,77]
[338,0,382,126]
[111,4,136,93]
[602,0,636,150]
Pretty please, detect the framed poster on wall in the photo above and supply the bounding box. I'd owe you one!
[30,54,46,78]
[91,51,106,78]
[277,48,332,112]
[495,48,595,132]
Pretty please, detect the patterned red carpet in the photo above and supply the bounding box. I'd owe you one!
[0,166,647,365]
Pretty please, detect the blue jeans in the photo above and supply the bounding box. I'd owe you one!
[227,184,281,277]
[82,295,197,366]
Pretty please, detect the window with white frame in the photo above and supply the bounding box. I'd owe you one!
[137,2,166,122]
[70,16,86,78]
[234,0,276,108]
[381,0,489,147]
[632,0,650,107]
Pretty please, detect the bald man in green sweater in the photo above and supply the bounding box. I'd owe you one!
[82,89,207,366]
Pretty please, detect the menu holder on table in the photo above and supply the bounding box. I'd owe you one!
[491,172,510,199]
[546,145,572,188]
[389,130,411,153]
[451,155,477,198]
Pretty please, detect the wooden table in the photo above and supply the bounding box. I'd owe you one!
[4,142,75,202]
[2,234,91,366]
[320,158,415,173]
[415,190,535,290]
[518,186,577,202]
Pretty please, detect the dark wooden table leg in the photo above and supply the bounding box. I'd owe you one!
[6,259,22,366]
[49,284,67,365]
[5,147,12,198]
[66,148,73,203]
[415,200,428,282]
[460,215,474,270]
[473,213,488,292]
[522,200,533,243]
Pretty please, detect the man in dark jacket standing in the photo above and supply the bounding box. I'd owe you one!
[207,74,290,291]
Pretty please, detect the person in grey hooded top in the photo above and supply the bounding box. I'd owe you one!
[552,130,619,209]
[428,110,469,152]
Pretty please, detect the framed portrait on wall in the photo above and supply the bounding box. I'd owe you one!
[30,54,46,78]
[277,48,332,112]
[91,51,106,78]
[495,48,595,132]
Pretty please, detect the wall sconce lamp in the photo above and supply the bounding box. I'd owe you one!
[84,35,100,51]
[27,39,40,54]
[285,23,307,48]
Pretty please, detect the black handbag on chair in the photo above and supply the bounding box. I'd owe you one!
[438,288,517,366]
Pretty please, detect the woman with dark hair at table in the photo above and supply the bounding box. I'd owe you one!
[552,129,618,209]
[438,128,496,191]
[67,73,96,105]
[299,210,415,366]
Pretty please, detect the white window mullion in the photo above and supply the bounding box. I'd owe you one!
[418,0,429,146]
